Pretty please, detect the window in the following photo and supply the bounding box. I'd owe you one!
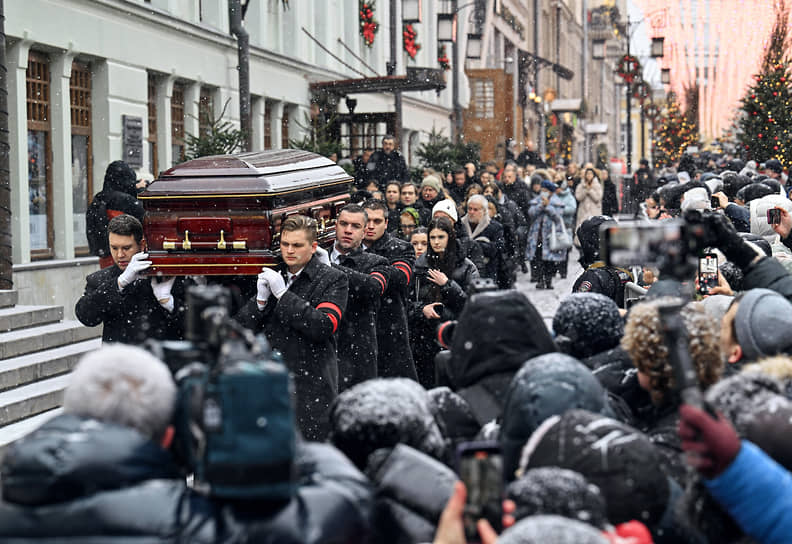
[264,102,272,148]
[471,79,495,119]
[199,87,214,136]
[148,74,158,176]
[171,82,185,164]
[281,106,290,149]
[26,52,53,258]
[70,61,92,253]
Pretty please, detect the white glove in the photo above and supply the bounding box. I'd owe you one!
[260,267,287,299]
[315,246,331,266]
[117,252,151,290]
[256,270,272,310]
[151,276,176,312]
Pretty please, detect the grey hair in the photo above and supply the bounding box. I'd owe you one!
[467,194,490,219]
[63,344,176,440]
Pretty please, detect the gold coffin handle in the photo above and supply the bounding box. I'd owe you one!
[182,230,191,250]
[232,240,247,249]
[217,230,227,250]
[163,240,177,250]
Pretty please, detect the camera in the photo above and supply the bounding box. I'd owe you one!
[600,210,717,281]
[145,284,297,500]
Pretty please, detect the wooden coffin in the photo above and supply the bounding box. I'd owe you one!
[139,149,352,276]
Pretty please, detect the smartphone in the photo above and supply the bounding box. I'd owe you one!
[711,195,720,209]
[457,441,502,543]
[768,208,782,225]
[435,303,444,315]
[698,253,719,296]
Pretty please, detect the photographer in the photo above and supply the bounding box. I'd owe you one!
[573,215,634,308]
[0,345,218,542]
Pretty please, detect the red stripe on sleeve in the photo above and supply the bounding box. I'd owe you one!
[393,261,413,279]
[316,302,343,321]
[370,271,387,294]
[326,313,339,334]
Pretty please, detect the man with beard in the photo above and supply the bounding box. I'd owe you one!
[365,135,409,188]
[330,204,393,389]
[361,199,418,380]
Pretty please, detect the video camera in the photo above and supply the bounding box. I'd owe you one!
[600,210,718,281]
[146,284,296,501]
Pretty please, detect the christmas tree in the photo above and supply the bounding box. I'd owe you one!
[738,2,792,166]
[652,92,698,167]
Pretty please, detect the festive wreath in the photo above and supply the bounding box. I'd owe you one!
[403,24,420,59]
[438,44,450,71]
[617,54,641,83]
[359,1,378,47]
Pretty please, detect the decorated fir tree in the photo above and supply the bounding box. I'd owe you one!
[738,2,792,166]
[652,92,698,167]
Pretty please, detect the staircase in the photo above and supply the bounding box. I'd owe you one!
[0,290,101,452]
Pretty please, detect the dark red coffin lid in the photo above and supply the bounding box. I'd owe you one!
[139,149,352,199]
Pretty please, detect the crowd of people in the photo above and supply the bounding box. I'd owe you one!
[4,145,792,543]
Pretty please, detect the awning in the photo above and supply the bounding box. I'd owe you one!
[550,98,583,112]
[584,123,609,135]
[310,67,446,97]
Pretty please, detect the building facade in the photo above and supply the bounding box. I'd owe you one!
[7,0,459,314]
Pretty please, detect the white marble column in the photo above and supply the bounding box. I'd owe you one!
[7,39,32,264]
[50,51,76,259]
[155,74,176,169]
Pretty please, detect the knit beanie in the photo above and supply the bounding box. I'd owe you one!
[420,175,443,194]
[431,199,458,222]
[735,288,792,361]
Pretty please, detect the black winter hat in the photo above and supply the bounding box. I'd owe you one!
[576,215,613,267]
[553,293,624,359]
[765,158,784,173]
[102,160,137,196]
[506,468,608,528]
[722,174,752,199]
[446,290,557,390]
[328,378,447,470]
[496,515,608,544]
[736,182,775,203]
[500,354,613,482]
[518,410,670,527]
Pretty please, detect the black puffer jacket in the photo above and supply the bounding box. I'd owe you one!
[410,244,479,388]
[364,444,457,544]
[86,160,145,257]
[436,290,557,426]
[0,414,218,543]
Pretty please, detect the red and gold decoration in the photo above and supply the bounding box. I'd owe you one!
[617,54,642,84]
[438,44,450,71]
[403,24,420,59]
[359,1,378,47]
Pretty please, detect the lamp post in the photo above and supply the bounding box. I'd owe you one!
[437,1,478,142]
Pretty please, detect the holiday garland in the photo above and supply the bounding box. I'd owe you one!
[403,24,420,60]
[438,44,450,71]
[359,1,378,47]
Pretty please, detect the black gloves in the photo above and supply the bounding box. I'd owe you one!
[703,212,760,270]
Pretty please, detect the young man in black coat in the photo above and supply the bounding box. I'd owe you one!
[362,199,419,381]
[365,135,410,188]
[75,214,186,344]
[330,204,393,389]
[236,215,348,441]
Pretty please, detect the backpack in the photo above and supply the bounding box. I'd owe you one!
[86,194,109,257]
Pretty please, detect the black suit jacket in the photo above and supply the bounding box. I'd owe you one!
[75,265,186,344]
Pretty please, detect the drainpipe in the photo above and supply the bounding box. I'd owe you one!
[228,0,251,151]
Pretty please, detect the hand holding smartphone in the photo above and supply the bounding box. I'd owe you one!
[457,442,502,543]
[768,207,782,225]
[698,253,718,296]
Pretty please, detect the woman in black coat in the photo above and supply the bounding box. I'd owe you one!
[410,216,479,388]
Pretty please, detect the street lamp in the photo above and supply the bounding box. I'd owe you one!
[437,14,456,42]
[466,33,482,59]
[592,39,606,60]
[402,0,422,23]
[651,37,665,58]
